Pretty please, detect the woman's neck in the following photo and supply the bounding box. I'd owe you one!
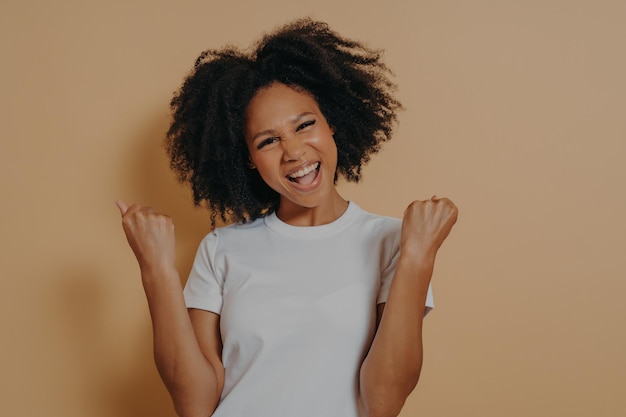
[276,193,349,227]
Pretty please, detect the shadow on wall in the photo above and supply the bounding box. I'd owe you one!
[86,112,220,416]
[115,113,220,415]
[121,110,220,272]
[109,332,176,417]
[53,266,175,417]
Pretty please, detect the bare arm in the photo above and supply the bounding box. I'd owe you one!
[117,201,224,417]
[359,197,458,417]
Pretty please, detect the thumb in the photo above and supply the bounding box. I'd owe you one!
[115,200,129,216]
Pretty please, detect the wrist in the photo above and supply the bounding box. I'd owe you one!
[140,263,180,285]
[397,252,434,275]
[399,243,436,268]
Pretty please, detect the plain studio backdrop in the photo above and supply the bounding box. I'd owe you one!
[1,1,624,416]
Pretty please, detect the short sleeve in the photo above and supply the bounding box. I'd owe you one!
[183,231,224,314]
[377,246,435,316]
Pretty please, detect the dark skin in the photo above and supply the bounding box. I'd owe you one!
[117,83,458,417]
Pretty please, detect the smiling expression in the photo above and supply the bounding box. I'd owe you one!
[245,82,345,222]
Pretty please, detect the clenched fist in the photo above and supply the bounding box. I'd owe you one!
[401,196,458,261]
[116,200,177,274]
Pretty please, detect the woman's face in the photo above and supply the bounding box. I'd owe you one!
[245,82,340,215]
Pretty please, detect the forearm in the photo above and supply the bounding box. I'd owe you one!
[359,253,434,417]
[141,267,221,417]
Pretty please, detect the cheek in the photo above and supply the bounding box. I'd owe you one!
[252,153,281,181]
[309,126,336,148]
[319,132,338,158]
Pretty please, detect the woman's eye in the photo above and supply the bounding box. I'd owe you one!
[257,137,279,149]
[297,120,316,131]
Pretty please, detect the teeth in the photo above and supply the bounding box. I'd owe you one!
[288,162,319,179]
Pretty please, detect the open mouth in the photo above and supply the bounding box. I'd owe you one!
[287,162,320,185]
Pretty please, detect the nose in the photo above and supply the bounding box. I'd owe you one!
[281,136,305,162]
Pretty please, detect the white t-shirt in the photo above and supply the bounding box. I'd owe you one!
[184,201,434,417]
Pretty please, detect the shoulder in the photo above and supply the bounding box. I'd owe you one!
[345,203,402,252]
[352,204,402,234]
[198,216,267,248]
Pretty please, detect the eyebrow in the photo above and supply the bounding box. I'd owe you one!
[251,112,315,142]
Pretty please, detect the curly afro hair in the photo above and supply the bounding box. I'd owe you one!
[166,18,402,225]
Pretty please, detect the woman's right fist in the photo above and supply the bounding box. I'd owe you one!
[116,200,176,273]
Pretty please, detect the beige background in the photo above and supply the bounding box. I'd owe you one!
[1,0,624,416]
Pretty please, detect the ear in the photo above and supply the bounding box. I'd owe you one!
[248,157,256,169]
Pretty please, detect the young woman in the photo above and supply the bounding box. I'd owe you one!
[116,18,457,417]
